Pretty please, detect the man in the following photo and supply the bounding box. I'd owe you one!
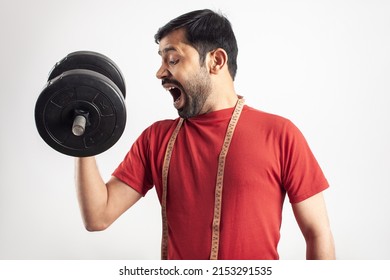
[75,9,335,260]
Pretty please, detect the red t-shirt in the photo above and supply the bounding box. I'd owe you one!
[113,105,329,259]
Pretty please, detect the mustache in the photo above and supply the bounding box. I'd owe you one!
[162,79,183,88]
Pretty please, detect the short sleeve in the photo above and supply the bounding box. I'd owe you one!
[112,127,154,196]
[280,120,329,203]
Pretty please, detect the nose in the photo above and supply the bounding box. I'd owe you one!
[156,64,170,80]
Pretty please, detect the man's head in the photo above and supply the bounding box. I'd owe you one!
[155,9,238,119]
[155,9,238,80]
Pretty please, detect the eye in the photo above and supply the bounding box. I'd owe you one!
[168,59,179,66]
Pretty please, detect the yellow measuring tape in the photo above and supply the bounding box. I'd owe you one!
[161,98,245,260]
[161,117,184,260]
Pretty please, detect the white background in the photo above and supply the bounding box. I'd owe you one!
[0,0,389,260]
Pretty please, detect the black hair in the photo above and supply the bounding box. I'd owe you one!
[154,9,238,80]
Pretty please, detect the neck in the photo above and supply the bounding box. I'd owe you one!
[200,73,239,114]
[199,90,239,115]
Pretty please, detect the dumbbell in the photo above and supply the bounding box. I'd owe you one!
[35,51,127,157]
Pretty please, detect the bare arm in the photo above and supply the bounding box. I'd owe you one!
[292,192,336,259]
[75,157,142,231]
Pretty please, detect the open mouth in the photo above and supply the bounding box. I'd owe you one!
[164,84,184,109]
[168,87,182,103]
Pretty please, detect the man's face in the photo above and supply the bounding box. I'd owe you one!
[156,29,212,118]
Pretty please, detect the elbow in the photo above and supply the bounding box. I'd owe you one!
[83,221,109,232]
[80,211,111,232]
[305,230,336,260]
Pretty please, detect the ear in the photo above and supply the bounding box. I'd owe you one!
[208,48,228,75]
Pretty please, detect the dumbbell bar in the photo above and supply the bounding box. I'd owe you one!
[35,51,127,157]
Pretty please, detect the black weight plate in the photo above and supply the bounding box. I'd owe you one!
[48,51,126,98]
[35,69,126,157]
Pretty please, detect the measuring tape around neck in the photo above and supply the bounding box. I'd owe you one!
[161,98,245,260]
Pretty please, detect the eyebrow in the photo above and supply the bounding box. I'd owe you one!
[158,46,178,56]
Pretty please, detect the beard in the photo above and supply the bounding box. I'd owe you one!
[170,66,212,119]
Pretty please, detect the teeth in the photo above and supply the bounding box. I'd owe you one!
[165,86,176,91]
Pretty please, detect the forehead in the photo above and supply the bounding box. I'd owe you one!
[158,29,195,56]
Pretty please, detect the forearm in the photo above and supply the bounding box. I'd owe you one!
[306,231,336,260]
[75,156,109,231]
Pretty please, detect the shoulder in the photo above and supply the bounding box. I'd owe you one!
[242,105,297,132]
[149,118,178,131]
[140,118,181,141]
